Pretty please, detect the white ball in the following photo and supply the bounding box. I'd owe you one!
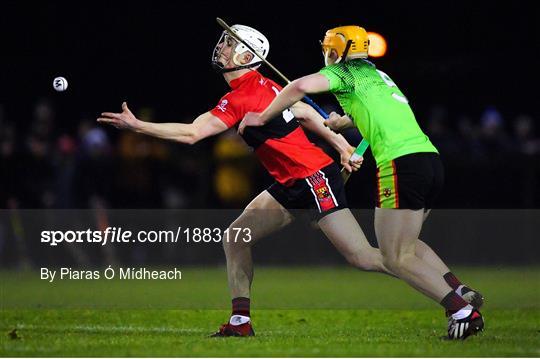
[53,77,68,92]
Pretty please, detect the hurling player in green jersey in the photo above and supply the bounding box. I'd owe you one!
[240,25,484,339]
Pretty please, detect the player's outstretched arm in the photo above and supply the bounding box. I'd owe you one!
[292,102,362,172]
[97,102,228,144]
[238,73,330,134]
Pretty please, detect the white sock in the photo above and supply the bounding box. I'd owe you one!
[229,315,250,326]
[452,304,473,320]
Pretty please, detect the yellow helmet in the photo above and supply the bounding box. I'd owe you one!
[321,25,369,65]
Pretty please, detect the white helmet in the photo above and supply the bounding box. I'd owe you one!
[212,24,270,73]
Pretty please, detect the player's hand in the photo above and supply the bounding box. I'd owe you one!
[324,112,353,132]
[341,146,363,173]
[238,112,265,135]
[97,102,139,130]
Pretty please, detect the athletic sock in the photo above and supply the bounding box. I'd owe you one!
[440,291,469,312]
[232,297,250,318]
[443,272,463,290]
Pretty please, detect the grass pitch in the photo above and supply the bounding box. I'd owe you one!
[1,267,539,357]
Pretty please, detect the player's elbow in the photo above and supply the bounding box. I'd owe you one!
[183,137,197,145]
[292,107,307,121]
[291,79,309,95]
[292,102,317,122]
[296,114,316,130]
[292,77,313,96]
[185,133,200,145]
[178,128,201,145]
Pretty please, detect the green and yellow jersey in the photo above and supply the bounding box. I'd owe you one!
[319,59,438,166]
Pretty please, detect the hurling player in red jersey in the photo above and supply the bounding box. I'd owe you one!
[98,24,395,337]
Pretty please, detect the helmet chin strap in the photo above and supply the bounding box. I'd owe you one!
[324,50,333,66]
[220,62,262,73]
[212,60,262,73]
[212,52,262,73]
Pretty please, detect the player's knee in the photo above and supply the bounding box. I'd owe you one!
[381,252,413,274]
[222,230,252,253]
[381,253,401,273]
[347,250,380,272]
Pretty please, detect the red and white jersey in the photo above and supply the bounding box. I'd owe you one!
[210,70,333,186]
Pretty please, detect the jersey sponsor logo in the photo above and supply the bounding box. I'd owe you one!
[216,99,228,112]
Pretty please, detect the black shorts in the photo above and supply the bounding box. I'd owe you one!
[375,152,444,210]
[267,163,347,221]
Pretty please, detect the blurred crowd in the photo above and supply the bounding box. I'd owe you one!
[425,105,539,160]
[1,100,539,210]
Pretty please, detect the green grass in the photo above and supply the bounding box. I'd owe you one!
[1,267,539,357]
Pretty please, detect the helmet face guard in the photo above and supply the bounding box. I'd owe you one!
[321,37,353,66]
[211,32,233,72]
[211,31,262,73]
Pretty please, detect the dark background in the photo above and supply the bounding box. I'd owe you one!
[1,1,539,210]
